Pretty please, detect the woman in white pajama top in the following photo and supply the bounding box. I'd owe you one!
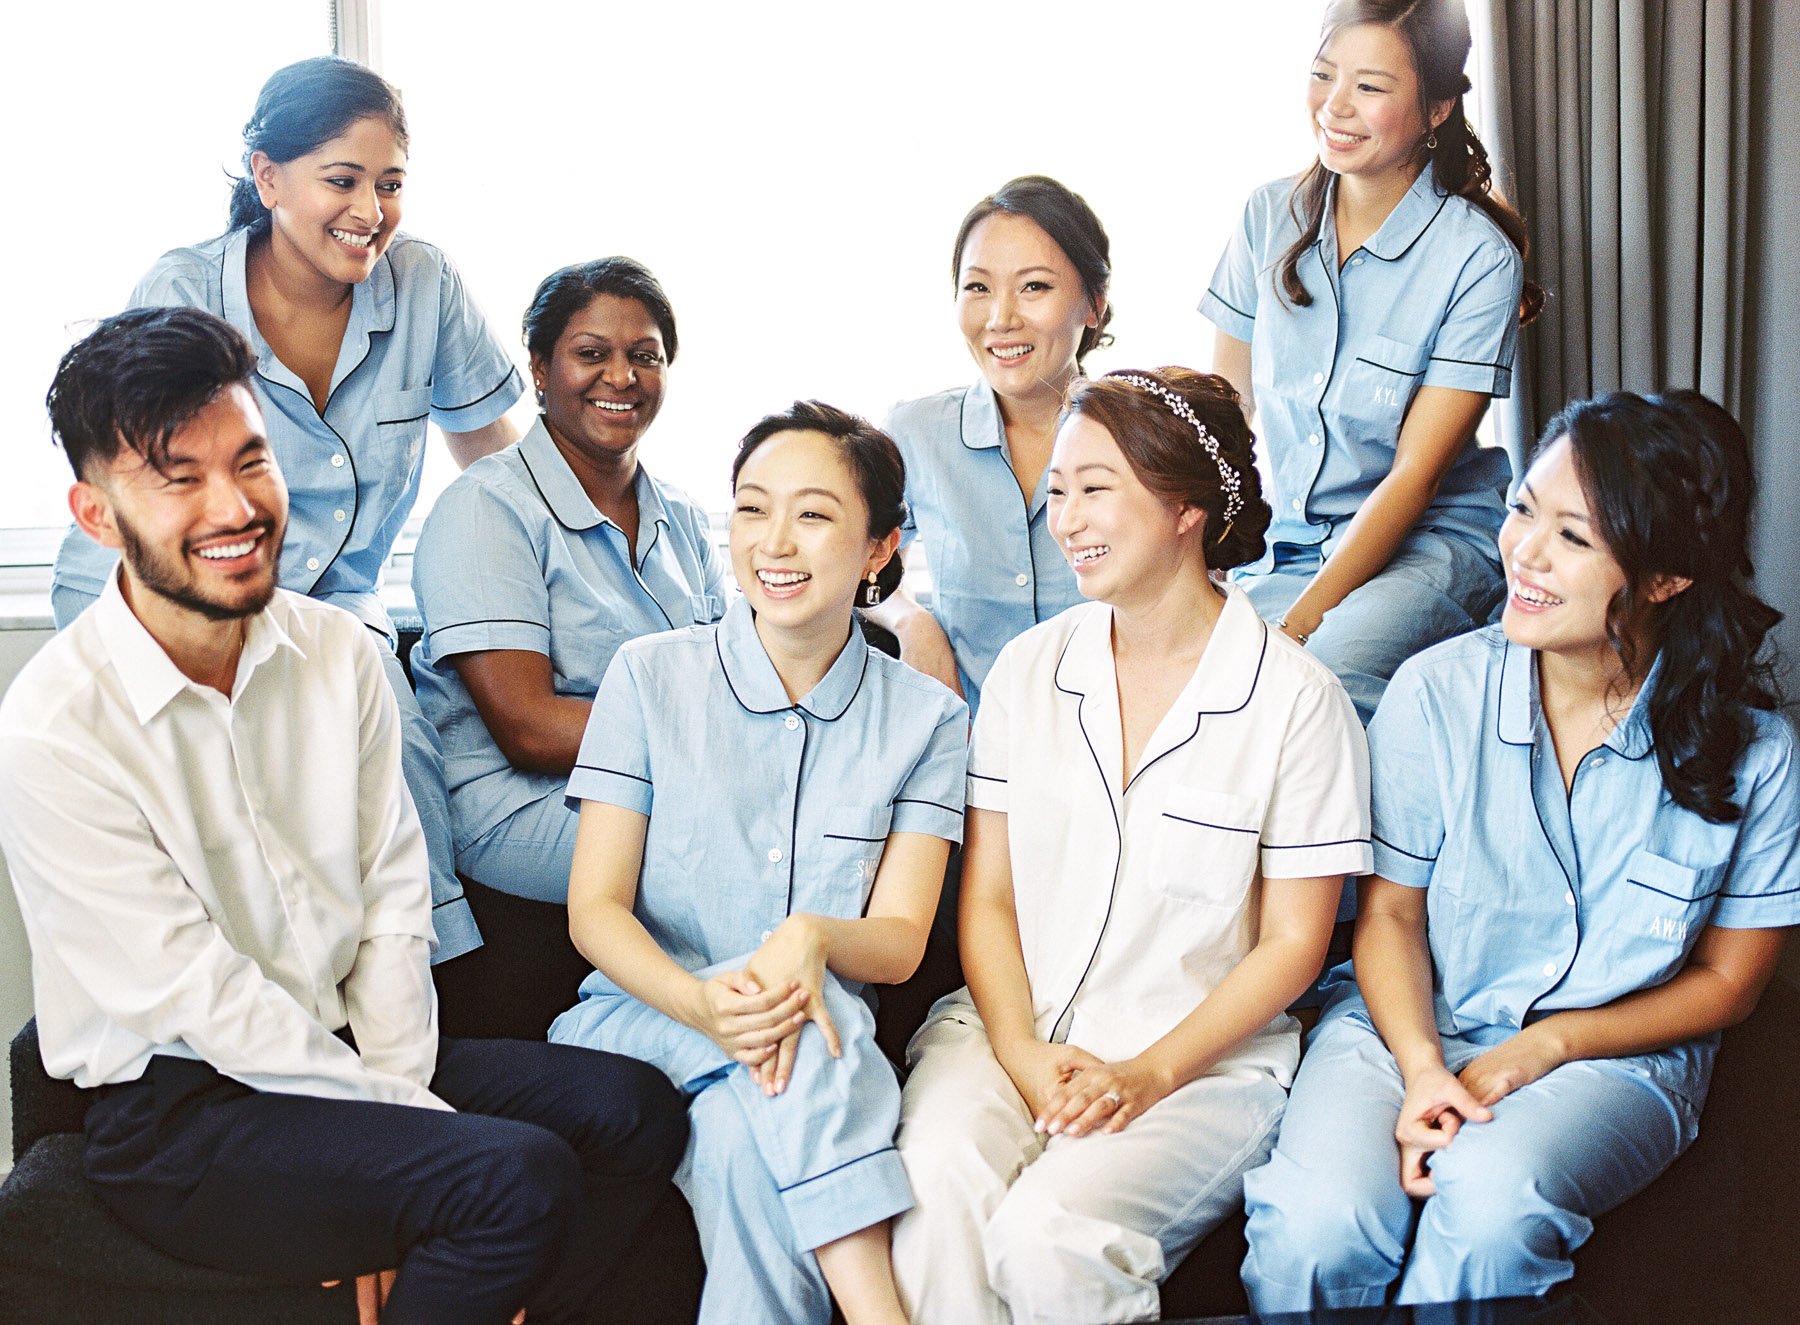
[893,368,1371,1325]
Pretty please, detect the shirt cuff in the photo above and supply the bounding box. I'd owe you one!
[966,769,1008,813]
[1371,833,1437,886]
[1422,359,1513,397]
[1260,839,1373,880]
[1709,888,1800,930]
[1198,289,1256,343]
[890,797,964,845]
[425,617,551,659]
[566,764,653,816]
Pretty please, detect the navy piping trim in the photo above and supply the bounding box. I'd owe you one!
[784,722,806,913]
[1360,191,1451,263]
[431,897,464,910]
[439,369,519,414]
[777,1147,897,1194]
[519,443,600,533]
[253,373,356,590]
[1496,645,1531,746]
[1264,836,1373,850]
[823,833,886,843]
[427,616,549,636]
[1720,883,1800,899]
[1353,356,1424,378]
[1163,814,1257,834]
[378,411,429,425]
[1372,831,1437,862]
[1204,287,1253,320]
[1428,354,1507,369]
[572,763,651,785]
[968,771,1007,784]
[715,624,870,720]
[894,797,963,816]
[1628,878,1723,903]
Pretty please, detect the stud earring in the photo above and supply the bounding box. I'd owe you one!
[1425,130,1439,150]
[862,571,881,607]
[534,378,546,409]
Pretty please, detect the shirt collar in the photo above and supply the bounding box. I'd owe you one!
[714,597,869,720]
[1497,636,1658,759]
[958,378,1006,451]
[92,567,303,725]
[219,227,397,377]
[1356,161,1452,263]
[517,417,672,540]
[1054,586,1270,717]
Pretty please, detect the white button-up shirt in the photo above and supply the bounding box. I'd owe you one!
[0,574,443,1108]
[968,590,1371,1081]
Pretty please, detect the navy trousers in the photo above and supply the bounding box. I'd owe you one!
[82,1036,687,1325]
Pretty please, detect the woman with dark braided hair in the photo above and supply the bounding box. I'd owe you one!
[49,56,524,964]
[1242,390,1797,1308]
[893,368,1371,1324]
[1202,0,1542,728]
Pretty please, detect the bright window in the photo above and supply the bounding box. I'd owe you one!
[4,4,328,532]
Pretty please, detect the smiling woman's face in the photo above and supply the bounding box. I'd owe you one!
[534,294,668,466]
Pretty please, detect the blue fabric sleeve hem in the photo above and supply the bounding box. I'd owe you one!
[890,801,965,846]
[1198,290,1256,343]
[1370,841,1434,886]
[1421,362,1513,397]
[564,767,653,816]
[425,619,551,658]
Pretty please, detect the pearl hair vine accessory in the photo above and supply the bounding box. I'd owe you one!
[1112,374,1244,532]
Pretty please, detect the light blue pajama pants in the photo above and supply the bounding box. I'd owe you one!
[1240,1008,1695,1311]
[457,788,579,904]
[549,963,913,1325]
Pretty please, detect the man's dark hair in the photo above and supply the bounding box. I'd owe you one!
[48,307,258,480]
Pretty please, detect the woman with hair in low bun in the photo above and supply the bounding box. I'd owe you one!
[892,368,1372,1325]
[411,257,727,1037]
[50,55,524,962]
[1242,390,1797,1308]
[551,402,967,1325]
[1203,0,1541,727]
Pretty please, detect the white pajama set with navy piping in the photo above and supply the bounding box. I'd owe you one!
[1241,628,1800,1309]
[893,592,1371,1325]
[50,229,524,960]
[1200,163,1524,728]
[411,418,726,903]
[548,599,968,1325]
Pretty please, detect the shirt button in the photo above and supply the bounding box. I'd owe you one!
[1592,756,1607,768]
[330,453,346,467]
[305,557,320,571]
[1307,432,1321,447]
[1351,256,1365,266]
[1014,573,1029,587]
[760,929,774,942]
[783,715,799,730]
[1312,371,1325,385]
[1290,498,1303,512]
[333,509,347,522]
[767,847,783,863]
[1565,891,1575,906]
[1542,961,1557,977]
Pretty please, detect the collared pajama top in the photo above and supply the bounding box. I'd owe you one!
[887,380,1084,712]
[1362,628,1800,1113]
[967,590,1371,1080]
[1199,164,1523,574]
[411,418,727,851]
[0,577,441,1108]
[565,599,968,996]
[52,229,524,635]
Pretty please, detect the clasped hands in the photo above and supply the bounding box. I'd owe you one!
[690,914,841,1097]
[997,1038,1174,1139]
[1396,1025,1564,1197]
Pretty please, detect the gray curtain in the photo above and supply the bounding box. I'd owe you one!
[1478,0,1754,456]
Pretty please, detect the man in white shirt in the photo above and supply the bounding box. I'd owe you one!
[0,307,687,1324]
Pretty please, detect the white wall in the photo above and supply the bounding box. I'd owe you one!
[0,624,55,1173]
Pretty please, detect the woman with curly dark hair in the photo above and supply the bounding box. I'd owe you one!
[1243,390,1797,1308]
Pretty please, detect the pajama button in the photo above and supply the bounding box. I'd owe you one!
[1014,573,1029,587]
[760,929,774,942]
[1307,433,1321,446]
[330,453,346,467]
[333,509,346,522]
[1312,371,1325,384]
[784,715,799,730]
[767,847,783,863]
[1291,498,1303,511]
[1565,891,1575,906]
[305,557,320,570]
[1542,961,1556,977]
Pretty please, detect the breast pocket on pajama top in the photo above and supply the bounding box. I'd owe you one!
[373,386,435,494]
[819,805,894,911]
[1343,334,1428,430]
[1153,787,1265,909]
[1625,848,1727,955]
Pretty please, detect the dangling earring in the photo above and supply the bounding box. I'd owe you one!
[1425,130,1439,150]
[862,571,881,607]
